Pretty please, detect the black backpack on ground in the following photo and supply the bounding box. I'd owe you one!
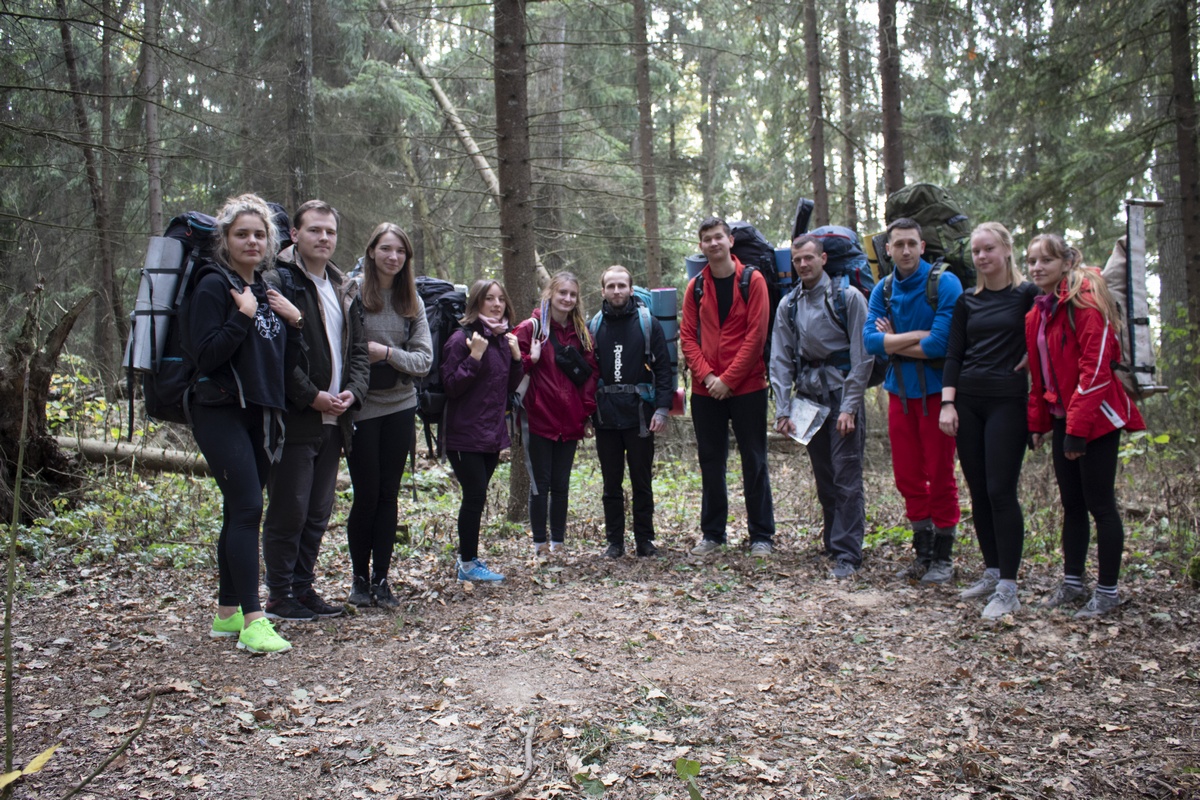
[414,275,467,457]
[879,183,977,290]
[124,211,224,434]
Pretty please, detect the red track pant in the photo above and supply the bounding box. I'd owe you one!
[887,393,961,529]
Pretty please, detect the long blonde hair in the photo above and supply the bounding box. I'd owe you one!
[541,271,593,352]
[1028,233,1122,329]
[971,222,1023,294]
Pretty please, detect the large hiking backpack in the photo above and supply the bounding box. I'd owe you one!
[807,225,877,297]
[414,275,467,456]
[729,221,784,317]
[876,183,976,289]
[124,211,221,432]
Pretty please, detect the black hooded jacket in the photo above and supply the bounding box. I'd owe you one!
[591,299,673,431]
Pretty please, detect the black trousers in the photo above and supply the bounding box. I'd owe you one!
[691,389,775,543]
[1052,420,1124,586]
[262,425,341,598]
[595,426,656,546]
[346,407,415,583]
[191,403,271,614]
[447,450,500,562]
[956,392,1027,580]
[527,433,579,544]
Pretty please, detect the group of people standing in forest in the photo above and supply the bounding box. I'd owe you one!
[185,193,1142,655]
[736,214,1141,621]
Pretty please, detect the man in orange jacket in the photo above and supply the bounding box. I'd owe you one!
[681,217,776,557]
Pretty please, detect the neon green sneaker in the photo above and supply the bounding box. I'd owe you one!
[210,608,244,638]
[237,617,292,654]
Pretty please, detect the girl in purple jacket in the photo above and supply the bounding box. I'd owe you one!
[441,280,524,582]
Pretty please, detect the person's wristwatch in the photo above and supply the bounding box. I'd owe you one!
[293,311,305,329]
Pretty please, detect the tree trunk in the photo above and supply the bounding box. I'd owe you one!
[399,137,447,280]
[1169,0,1200,355]
[494,0,536,522]
[0,290,95,523]
[837,0,858,231]
[381,2,550,289]
[533,11,566,276]
[699,57,718,214]
[286,0,318,207]
[1156,140,1189,387]
[804,0,829,227]
[632,0,662,287]
[143,0,164,235]
[878,0,905,194]
[57,0,122,375]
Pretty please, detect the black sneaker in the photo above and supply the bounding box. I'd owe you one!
[636,542,659,557]
[296,588,343,618]
[603,543,625,559]
[348,576,373,607]
[264,594,317,622]
[372,579,399,610]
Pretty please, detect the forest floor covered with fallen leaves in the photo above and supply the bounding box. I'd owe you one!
[6,429,1199,800]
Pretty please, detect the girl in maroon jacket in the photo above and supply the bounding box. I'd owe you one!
[441,280,525,582]
[1025,234,1145,619]
[515,271,598,558]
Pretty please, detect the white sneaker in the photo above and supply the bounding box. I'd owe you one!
[981,585,1020,620]
[960,572,999,600]
[532,542,549,560]
[690,539,721,556]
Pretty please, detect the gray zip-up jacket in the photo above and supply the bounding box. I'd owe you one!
[769,271,871,418]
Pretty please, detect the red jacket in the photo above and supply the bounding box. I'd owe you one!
[1025,277,1144,443]
[515,309,598,441]
[681,256,770,397]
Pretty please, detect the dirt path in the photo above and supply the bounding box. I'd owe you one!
[10,531,1198,799]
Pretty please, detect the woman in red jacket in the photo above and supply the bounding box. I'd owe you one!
[515,271,598,558]
[1025,234,1144,619]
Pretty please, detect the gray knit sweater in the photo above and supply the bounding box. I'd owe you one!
[356,295,433,422]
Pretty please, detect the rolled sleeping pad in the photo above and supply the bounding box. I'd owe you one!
[128,236,186,373]
[651,288,679,390]
[685,254,706,281]
[774,247,793,292]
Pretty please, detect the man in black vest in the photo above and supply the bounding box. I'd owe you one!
[591,266,673,558]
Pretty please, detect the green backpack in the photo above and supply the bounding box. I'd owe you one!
[884,183,976,290]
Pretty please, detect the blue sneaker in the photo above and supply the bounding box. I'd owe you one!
[457,558,505,583]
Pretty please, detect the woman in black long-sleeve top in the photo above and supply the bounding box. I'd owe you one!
[938,222,1038,620]
[188,193,298,654]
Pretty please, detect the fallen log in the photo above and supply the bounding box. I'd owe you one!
[55,435,209,475]
[54,436,353,489]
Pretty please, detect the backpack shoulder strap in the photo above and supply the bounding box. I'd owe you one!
[636,306,653,361]
[739,264,755,302]
[925,263,946,310]
[882,273,894,317]
[587,310,602,339]
[825,275,850,334]
[691,274,704,347]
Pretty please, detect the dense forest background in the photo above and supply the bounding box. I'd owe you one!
[1,0,1198,384]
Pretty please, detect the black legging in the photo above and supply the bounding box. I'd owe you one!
[191,403,271,614]
[447,450,500,562]
[955,392,1027,579]
[1052,420,1124,586]
[527,433,579,544]
[346,407,416,583]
